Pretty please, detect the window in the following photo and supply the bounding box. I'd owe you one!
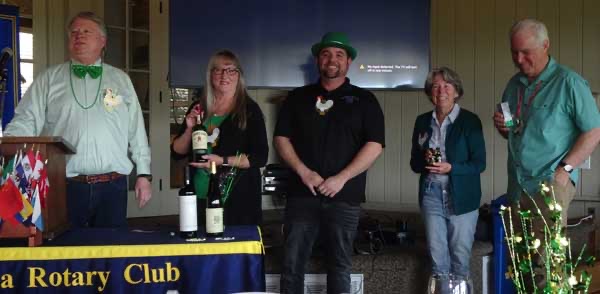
[104,0,150,135]
[8,0,34,95]
[104,0,151,191]
[169,87,197,188]
[18,31,32,95]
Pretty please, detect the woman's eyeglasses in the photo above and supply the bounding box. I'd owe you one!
[211,68,240,76]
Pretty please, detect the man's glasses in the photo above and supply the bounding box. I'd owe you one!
[211,68,240,76]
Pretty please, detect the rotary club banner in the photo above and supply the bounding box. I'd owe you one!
[0,226,266,293]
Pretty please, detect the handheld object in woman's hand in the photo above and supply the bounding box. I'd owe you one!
[425,148,442,165]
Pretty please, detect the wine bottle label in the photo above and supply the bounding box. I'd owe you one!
[192,130,208,150]
[206,207,224,233]
[179,195,198,232]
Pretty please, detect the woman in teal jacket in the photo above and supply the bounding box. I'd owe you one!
[410,67,486,287]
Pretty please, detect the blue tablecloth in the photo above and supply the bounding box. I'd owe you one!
[0,226,266,293]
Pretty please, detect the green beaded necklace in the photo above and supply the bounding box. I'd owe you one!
[69,60,103,109]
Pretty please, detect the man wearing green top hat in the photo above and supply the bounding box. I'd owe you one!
[274,32,385,293]
[5,11,152,228]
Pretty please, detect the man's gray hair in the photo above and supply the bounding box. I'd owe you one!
[510,18,548,47]
[66,11,107,37]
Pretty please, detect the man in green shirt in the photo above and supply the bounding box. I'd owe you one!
[494,18,600,224]
[494,18,600,288]
[5,12,152,228]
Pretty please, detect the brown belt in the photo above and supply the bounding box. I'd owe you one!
[69,172,124,184]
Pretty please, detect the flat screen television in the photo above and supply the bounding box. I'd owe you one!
[169,0,430,89]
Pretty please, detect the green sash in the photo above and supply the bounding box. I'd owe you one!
[193,114,228,199]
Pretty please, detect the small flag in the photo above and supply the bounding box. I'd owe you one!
[37,159,49,208]
[2,157,14,180]
[17,191,33,220]
[0,177,24,225]
[31,186,44,231]
[14,157,29,199]
[20,149,34,180]
[0,156,4,186]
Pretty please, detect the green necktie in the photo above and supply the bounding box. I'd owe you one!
[71,64,103,79]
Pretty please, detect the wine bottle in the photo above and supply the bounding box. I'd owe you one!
[192,113,208,163]
[434,147,442,163]
[205,161,224,237]
[178,165,198,238]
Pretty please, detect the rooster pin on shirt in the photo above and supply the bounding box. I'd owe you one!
[316,95,334,115]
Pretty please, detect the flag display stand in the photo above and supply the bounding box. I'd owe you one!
[0,136,75,246]
[28,224,39,247]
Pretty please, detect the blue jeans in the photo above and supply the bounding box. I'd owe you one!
[66,176,128,228]
[280,197,360,294]
[421,180,478,278]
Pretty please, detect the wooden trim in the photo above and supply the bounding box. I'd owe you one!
[0,136,75,154]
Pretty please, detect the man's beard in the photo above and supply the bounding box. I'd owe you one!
[321,65,342,79]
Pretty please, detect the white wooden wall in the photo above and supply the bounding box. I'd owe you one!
[252,0,600,217]
[31,0,600,218]
[426,0,600,218]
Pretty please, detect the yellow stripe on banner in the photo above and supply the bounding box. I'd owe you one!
[0,241,264,261]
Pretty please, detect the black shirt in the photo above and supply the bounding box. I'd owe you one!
[171,98,269,225]
[274,78,385,202]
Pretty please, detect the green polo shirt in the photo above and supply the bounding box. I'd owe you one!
[502,57,600,200]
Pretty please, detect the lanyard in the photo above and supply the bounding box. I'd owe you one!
[516,81,542,121]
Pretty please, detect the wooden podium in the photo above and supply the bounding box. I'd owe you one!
[0,136,75,246]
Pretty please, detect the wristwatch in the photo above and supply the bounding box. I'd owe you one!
[137,174,153,182]
[558,161,574,174]
[222,156,229,166]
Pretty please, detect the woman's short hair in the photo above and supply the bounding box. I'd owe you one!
[424,67,464,102]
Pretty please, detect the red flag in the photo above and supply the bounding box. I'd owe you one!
[21,148,35,180]
[0,178,25,225]
[38,163,49,209]
[26,149,35,170]
[29,152,49,208]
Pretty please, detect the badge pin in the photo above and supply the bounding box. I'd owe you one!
[208,127,220,147]
[316,96,334,115]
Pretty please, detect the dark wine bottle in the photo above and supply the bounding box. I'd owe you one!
[192,114,208,163]
[205,161,224,237]
[178,165,198,238]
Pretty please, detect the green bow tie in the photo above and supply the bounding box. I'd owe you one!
[72,64,103,79]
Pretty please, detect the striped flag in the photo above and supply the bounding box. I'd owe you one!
[2,157,14,181]
[31,185,43,231]
[13,153,29,199]
[16,191,33,220]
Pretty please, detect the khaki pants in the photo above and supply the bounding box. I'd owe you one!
[512,180,576,230]
[509,180,576,291]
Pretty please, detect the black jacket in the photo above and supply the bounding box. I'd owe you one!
[172,97,268,225]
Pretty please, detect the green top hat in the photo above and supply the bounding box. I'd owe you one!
[311,32,357,60]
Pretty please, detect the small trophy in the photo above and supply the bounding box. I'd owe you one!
[426,148,442,165]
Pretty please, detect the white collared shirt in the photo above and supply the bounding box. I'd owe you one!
[5,60,151,177]
[427,103,460,185]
